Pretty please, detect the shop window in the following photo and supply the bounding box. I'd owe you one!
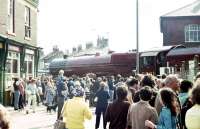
[12,59,18,73]
[8,52,12,58]
[28,61,32,74]
[6,59,12,73]
[24,61,27,73]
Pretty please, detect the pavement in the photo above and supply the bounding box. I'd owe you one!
[6,105,104,129]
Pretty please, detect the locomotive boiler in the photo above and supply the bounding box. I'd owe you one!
[49,52,136,77]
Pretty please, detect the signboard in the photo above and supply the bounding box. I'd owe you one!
[25,49,34,54]
[8,45,20,52]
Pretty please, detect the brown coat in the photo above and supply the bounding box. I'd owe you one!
[127,101,158,129]
[105,100,130,129]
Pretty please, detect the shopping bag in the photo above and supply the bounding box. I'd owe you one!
[54,119,65,129]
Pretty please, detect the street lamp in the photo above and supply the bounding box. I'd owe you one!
[136,0,140,74]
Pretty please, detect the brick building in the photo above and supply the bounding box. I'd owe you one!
[160,0,200,47]
[0,0,40,105]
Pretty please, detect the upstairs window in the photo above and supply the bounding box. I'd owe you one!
[25,6,31,38]
[185,24,200,42]
[8,0,15,33]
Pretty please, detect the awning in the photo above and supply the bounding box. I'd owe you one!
[140,51,160,57]
[167,47,200,57]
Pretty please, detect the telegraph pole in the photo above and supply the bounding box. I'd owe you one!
[136,0,140,74]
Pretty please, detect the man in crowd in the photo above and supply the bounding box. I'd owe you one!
[127,86,158,129]
[56,70,67,119]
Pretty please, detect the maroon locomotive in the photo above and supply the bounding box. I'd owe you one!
[49,52,136,77]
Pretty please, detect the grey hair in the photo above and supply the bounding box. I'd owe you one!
[164,74,178,86]
[59,70,64,75]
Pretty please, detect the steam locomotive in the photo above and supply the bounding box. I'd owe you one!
[49,45,200,76]
[49,53,136,76]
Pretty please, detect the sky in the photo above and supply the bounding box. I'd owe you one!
[38,0,194,54]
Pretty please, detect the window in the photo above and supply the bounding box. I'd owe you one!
[28,61,32,74]
[12,59,18,73]
[142,57,154,67]
[185,24,200,42]
[6,59,12,73]
[25,54,34,75]
[25,6,31,38]
[24,61,27,73]
[8,0,15,33]
[6,52,20,74]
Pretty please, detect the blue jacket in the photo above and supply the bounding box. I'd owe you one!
[95,89,110,113]
[56,76,66,97]
[157,107,177,129]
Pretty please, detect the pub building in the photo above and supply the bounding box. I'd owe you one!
[0,0,40,105]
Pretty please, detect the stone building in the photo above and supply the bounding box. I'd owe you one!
[0,0,40,105]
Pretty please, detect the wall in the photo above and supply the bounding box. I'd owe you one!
[0,0,38,46]
[161,17,200,47]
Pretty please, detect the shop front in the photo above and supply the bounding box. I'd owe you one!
[0,36,40,105]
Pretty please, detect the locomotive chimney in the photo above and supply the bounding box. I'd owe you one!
[63,54,68,59]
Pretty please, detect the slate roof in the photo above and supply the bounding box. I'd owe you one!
[140,46,174,57]
[162,0,200,17]
[167,47,200,56]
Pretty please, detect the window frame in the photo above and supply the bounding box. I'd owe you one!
[25,6,31,38]
[7,0,15,34]
[185,24,200,42]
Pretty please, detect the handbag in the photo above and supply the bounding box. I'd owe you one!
[54,119,65,129]
[54,101,68,129]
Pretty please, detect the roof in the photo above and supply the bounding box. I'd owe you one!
[140,51,160,57]
[141,46,173,52]
[41,51,64,60]
[162,0,200,17]
[167,47,200,57]
[140,46,173,57]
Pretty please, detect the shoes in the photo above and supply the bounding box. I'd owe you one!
[26,110,29,114]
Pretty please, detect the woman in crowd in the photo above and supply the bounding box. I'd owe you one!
[62,82,92,129]
[126,78,138,104]
[18,79,25,110]
[105,84,130,129]
[13,78,20,110]
[95,82,110,129]
[145,88,179,129]
[178,80,193,106]
[178,80,194,129]
[45,80,56,113]
[185,85,200,129]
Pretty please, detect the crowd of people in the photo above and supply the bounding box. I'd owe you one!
[54,70,200,129]
[1,70,200,129]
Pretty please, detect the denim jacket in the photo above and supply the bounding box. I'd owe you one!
[157,107,177,129]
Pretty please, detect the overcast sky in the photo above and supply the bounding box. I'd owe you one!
[38,0,194,54]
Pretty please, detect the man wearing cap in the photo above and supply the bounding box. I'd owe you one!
[26,79,38,114]
[62,81,92,129]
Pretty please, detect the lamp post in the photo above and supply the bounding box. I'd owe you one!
[136,0,140,74]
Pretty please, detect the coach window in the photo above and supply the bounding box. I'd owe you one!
[185,24,200,42]
[143,57,154,66]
